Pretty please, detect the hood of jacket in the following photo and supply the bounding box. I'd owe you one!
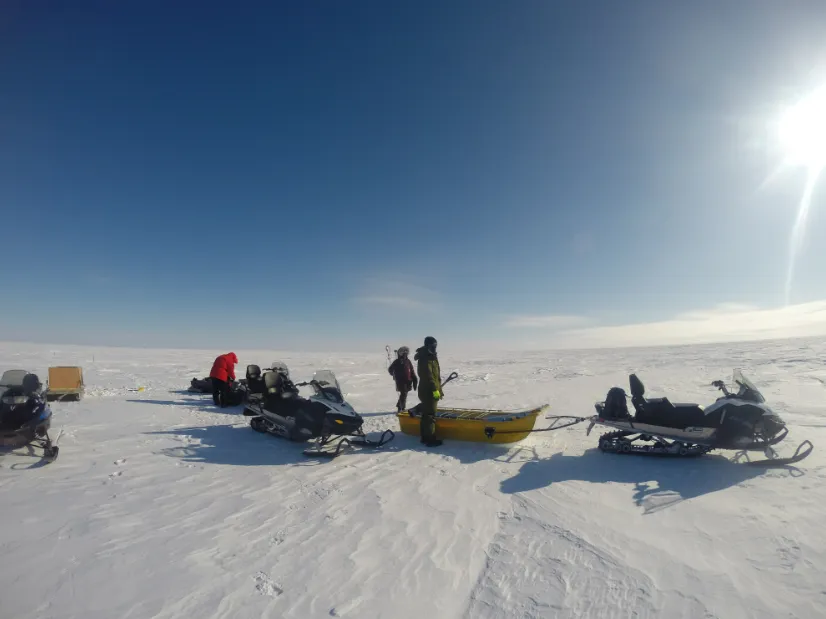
[414,346,436,361]
[227,352,238,364]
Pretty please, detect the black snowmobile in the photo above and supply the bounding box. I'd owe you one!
[188,377,239,394]
[0,370,60,462]
[188,376,245,406]
[588,369,813,466]
[243,363,394,458]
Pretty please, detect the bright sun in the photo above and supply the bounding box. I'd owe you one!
[779,87,826,170]
[779,86,826,306]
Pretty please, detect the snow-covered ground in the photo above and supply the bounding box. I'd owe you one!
[1,337,825,619]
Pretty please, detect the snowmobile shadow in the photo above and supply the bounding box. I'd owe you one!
[500,449,802,514]
[0,445,51,470]
[126,398,243,414]
[145,424,322,467]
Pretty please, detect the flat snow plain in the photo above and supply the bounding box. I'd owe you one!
[1,337,825,619]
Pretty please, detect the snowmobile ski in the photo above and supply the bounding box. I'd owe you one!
[735,440,814,467]
[303,429,396,459]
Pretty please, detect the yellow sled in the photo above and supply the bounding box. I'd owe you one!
[397,404,548,444]
[46,366,85,402]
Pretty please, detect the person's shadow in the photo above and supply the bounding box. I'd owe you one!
[500,448,802,514]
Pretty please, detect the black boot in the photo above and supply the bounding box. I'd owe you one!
[421,438,443,447]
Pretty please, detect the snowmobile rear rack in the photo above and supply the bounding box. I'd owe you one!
[483,415,588,439]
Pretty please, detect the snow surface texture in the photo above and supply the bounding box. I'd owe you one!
[1,338,825,619]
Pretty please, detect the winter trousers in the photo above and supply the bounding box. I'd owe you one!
[395,385,411,412]
[211,377,230,407]
[418,396,438,442]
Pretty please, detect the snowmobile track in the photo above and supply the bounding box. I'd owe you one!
[597,430,712,458]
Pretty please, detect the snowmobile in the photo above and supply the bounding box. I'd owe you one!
[243,363,394,458]
[188,376,245,405]
[0,370,60,462]
[188,377,213,393]
[587,369,813,466]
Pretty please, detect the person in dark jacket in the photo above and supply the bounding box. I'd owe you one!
[209,352,238,407]
[388,346,418,412]
[415,336,443,447]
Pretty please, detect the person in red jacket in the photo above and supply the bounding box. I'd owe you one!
[388,346,418,412]
[209,352,238,407]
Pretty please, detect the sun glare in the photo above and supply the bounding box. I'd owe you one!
[780,86,826,306]
[779,87,826,170]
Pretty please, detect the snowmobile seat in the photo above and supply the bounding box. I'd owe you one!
[245,365,266,396]
[629,374,706,429]
[262,370,297,401]
[264,370,280,395]
[261,370,303,416]
[21,373,43,395]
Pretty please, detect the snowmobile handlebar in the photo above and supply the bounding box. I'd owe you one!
[712,380,731,395]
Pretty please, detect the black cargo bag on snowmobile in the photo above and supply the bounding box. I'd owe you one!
[602,386,630,419]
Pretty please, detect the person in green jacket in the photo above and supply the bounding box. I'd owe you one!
[415,336,443,447]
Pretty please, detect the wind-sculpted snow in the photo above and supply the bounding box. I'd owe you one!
[1,337,825,618]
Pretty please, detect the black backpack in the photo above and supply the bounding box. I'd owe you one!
[603,386,630,419]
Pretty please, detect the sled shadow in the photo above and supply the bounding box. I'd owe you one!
[126,398,243,414]
[360,410,397,418]
[500,449,801,514]
[338,431,517,464]
[145,424,320,467]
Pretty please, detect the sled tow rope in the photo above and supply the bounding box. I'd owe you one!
[483,415,589,439]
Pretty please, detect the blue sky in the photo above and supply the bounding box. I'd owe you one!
[2,1,826,351]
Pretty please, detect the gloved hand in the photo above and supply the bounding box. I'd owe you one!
[432,390,441,401]
[413,379,418,391]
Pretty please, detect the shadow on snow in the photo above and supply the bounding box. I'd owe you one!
[144,424,322,467]
[500,448,804,514]
[144,418,515,467]
[125,398,243,414]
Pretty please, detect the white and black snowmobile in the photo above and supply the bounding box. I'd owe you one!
[242,363,394,458]
[588,369,813,466]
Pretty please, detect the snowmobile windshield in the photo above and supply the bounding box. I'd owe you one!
[271,362,289,377]
[311,370,344,403]
[732,369,765,403]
